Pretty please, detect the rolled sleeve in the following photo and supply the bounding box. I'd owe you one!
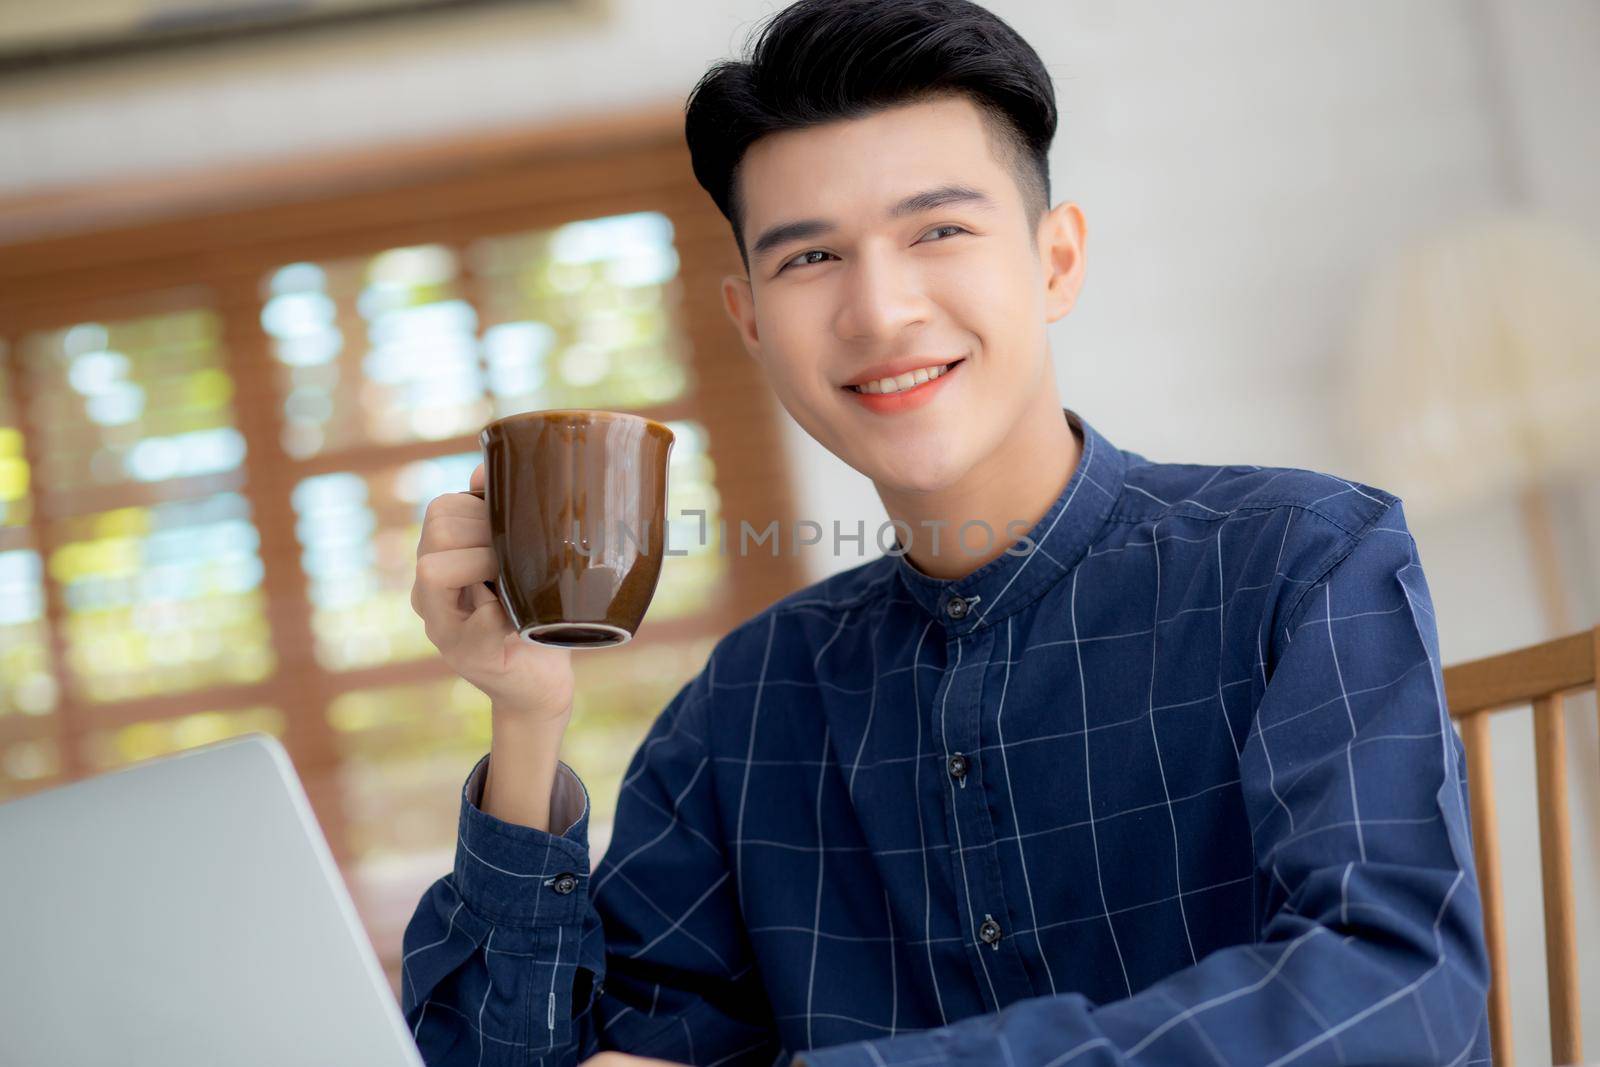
[452,753,594,927]
[402,754,604,1066]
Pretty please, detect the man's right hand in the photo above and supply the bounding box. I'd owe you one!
[410,461,576,724]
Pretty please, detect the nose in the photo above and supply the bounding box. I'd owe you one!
[832,244,930,344]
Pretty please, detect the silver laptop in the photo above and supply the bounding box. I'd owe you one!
[0,733,426,1067]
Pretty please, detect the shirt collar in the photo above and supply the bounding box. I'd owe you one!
[892,407,1126,633]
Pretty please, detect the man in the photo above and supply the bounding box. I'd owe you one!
[402,1,1490,1064]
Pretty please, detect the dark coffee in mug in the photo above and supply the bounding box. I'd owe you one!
[467,410,674,648]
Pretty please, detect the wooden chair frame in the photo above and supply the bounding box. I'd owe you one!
[1444,622,1599,1066]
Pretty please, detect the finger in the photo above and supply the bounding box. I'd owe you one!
[469,462,485,492]
[465,573,499,610]
[414,547,498,627]
[460,588,513,647]
[418,510,491,555]
[419,490,484,542]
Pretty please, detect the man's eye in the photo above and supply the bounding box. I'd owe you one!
[778,249,835,273]
[776,226,968,274]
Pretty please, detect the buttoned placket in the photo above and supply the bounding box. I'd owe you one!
[930,614,1036,1010]
[887,409,1119,1011]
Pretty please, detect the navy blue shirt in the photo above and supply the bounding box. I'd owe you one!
[401,407,1490,1066]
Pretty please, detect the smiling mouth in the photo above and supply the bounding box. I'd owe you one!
[846,358,965,395]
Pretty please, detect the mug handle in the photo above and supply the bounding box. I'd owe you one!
[459,487,499,596]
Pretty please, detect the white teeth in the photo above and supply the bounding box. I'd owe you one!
[850,361,955,394]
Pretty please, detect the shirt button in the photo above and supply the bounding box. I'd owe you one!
[946,752,969,781]
[945,596,970,620]
[978,917,1003,946]
[551,872,578,895]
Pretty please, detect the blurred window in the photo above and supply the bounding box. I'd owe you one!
[20,311,244,492]
[0,121,801,985]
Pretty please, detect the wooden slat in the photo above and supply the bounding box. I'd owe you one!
[0,525,32,554]
[1531,692,1581,1064]
[0,711,59,748]
[52,677,297,736]
[26,470,249,530]
[38,602,748,731]
[1444,625,1599,1064]
[0,776,64,803]
[1444,629,1595,717]
[2,289,86,776]
[260,402,706,483]
[1459,712,1513,1066]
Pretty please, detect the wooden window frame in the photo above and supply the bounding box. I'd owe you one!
[0,104,805,868]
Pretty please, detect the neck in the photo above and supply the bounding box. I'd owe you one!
[877,386,1080,581]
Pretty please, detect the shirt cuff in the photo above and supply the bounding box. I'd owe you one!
[451,751,594,927]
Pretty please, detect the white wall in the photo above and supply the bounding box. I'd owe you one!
[3,1,1596,1060]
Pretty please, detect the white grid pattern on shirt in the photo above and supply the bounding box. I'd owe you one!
[401,437,1486,1067]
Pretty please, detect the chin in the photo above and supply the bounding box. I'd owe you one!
[864,448,971,496]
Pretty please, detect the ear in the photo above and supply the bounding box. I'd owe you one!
[1037,201,1087,324]
[721,274,762,358]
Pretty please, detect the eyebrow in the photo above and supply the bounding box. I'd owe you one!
[748,183,999,268]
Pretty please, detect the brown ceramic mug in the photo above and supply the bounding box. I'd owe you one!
[463,410,674,649]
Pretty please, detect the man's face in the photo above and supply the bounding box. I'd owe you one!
[721,94,1085,496]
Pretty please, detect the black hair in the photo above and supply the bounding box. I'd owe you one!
[683,0,1058,270]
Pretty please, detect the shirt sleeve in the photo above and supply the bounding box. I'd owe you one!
[400,657,780,1067]
[797,499,1491,1067]
[400,748,601,1066]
